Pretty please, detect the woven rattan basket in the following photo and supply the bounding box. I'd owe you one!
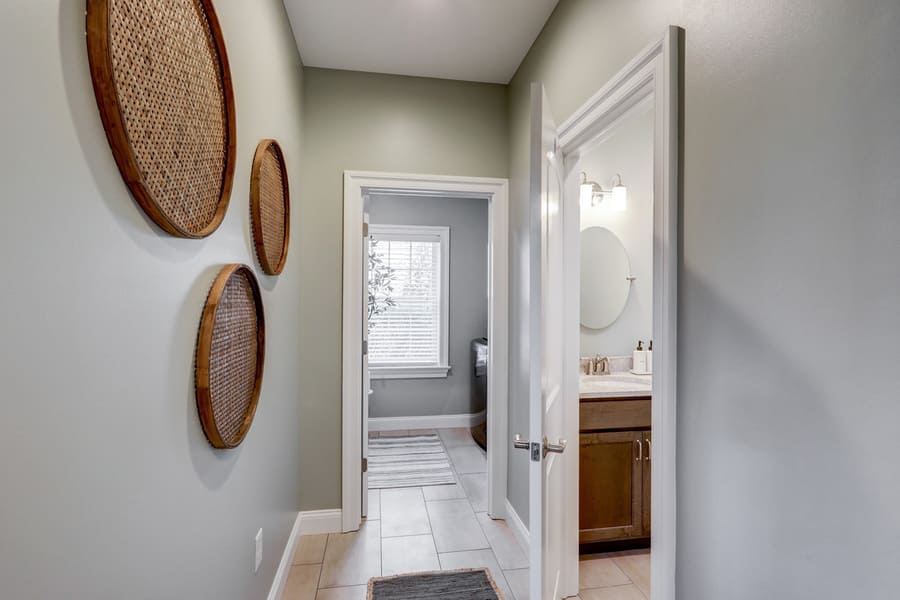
[195,265,265,449]
[86,0,237,238]
[250,140,291,275]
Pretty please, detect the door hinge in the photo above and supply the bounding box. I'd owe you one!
[362,457,368,473]
[362,340,368,355]
[362,222,369,237]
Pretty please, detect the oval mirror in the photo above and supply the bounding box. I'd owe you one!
[580,227,632,329]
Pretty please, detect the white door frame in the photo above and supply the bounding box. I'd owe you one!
[342,171,510,532]
[556,27,681,599]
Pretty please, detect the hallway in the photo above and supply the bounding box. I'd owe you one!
[281,428,528,599]
[281,427,650,599]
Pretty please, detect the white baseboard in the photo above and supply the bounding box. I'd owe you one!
[267,509,342,600]
[297,509,343,535]
[505,499,530,553]
[368,410,486,432]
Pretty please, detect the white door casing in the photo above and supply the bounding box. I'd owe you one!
[554,27,682,600]
[361,210,370,518]
[342,172,510,533]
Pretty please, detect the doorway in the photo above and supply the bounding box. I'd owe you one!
[341,172,510,533]
[526,27,680,600]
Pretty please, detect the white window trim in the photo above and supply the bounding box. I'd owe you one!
[368,224,450,380]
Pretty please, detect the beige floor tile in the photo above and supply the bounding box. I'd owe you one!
[460,472,488,511]
[475,513,528,570]
[293,534,328,565]
[438,427,476,448]
[282,564,320,600]
[315,585,367,600]
[366,489,381,521]
[427,498,490,553]
[504,568,530,600]
[612,552,649,598]
[380,488,431,537]
[381,534,441,576]
[319,521,382,588]
[437,549,514,600]
[579,584,647,600]
[422,482,466,501]
[579,557,631,590]
[447,444,487,474]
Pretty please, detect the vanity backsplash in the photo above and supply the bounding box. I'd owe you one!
[580,355,633,374]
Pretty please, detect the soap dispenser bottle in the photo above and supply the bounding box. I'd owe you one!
[646,340,653,374]
[633,341,647,374]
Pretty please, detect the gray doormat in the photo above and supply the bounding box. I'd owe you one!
[368,433,456,489]
[368,568,503,599]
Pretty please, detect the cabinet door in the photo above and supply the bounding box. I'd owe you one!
[642,431,652,535]
[579,431,644,543]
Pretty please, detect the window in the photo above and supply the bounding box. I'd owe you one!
[368,225,450,379]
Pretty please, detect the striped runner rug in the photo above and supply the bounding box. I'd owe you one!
[368,434,456,489]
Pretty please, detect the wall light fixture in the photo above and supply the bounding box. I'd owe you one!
[580,172,627,211]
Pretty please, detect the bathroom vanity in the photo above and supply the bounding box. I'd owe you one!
[579,373,651,546]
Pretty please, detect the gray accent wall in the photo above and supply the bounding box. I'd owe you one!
[509,0,900,597]
[298,68,508,509]
[368,194,489,418]
[0,1,306,597]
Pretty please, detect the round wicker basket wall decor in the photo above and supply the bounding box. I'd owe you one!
[250,140,291,275]
[195,264,265,449]
[86,0,237,239]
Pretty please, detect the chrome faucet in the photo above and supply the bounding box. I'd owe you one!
[585,355,611,375]
[596,356,611,375]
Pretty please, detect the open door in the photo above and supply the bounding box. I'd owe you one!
[518,83,568,600]
[361,211,371,518]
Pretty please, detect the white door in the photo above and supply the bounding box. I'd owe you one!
[524,83,568,600]
[362,211,371,518]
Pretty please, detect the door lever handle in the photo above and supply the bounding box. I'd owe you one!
[513,434,530,450]
[543,437,567,457]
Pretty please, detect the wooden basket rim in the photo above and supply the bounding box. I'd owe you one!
[195,264,266,449]
[250,139,291,275]
[85,0,237,239]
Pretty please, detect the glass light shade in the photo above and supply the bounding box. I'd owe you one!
[580,183,595,206]
[610,185,627,211]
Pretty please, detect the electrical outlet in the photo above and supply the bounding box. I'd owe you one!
[254,528,263,573]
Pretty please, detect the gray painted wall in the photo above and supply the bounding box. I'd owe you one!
[368,195,489,418]
[509,0,900,597]
[298,68,508,509]
[0,1,306,598]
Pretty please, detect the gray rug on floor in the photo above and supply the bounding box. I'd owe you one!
[368,433,456,489]
[368,568,503,599]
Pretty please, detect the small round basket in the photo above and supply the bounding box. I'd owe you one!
[86,0,237,238]
[250,140,291,275]
[195,265,265,449]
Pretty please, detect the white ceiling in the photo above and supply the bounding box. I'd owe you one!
[282,0,560,84]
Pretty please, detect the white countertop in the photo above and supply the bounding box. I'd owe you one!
[579,372,652,399]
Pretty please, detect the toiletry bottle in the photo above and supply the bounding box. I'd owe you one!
[646,340,653,374]
[633,341,647,373]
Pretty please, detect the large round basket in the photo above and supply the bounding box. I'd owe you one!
[86,0,237,239]
[195,265,265,449]
[250,140,291,275]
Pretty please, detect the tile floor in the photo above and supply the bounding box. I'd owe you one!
[577,549,650,599]
[280,427,649,600]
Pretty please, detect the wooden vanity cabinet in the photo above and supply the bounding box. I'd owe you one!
[579,397,651,545]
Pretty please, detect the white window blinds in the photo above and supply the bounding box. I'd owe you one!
[368,226,448,371]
